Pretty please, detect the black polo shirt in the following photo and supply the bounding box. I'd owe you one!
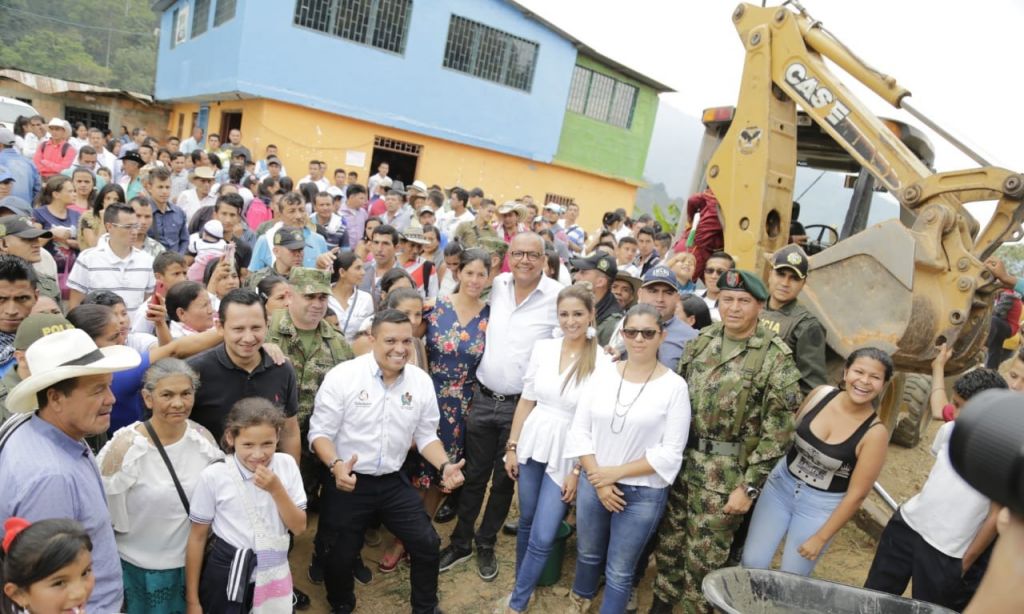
[187,344,299,443]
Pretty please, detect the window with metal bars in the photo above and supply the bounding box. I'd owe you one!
[65,107,110,134]
[544,193,575,208]
[213,0,237,27]
[566,65,638,129]
[293,0,412,55]
[192,0,211,38]
[442,15,538,92]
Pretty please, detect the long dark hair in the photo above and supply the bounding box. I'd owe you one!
[91,183,125,217]
[680,294,712,330]
[0,518,93,614]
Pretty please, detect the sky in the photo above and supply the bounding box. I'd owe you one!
[516,0,1023,220]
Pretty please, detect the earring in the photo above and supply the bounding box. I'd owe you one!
[586,326,597,340]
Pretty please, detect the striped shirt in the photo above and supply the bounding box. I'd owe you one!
[67,236,156,318]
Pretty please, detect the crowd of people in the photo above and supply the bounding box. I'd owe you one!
[0,117,1017,614]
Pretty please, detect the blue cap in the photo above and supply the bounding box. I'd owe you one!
[0,167,13,183]
[641,265,677,290]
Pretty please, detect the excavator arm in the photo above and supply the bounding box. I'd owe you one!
[709,1,1024,373]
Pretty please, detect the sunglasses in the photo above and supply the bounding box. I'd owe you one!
[705,267,729,276]
[622,328,659,340]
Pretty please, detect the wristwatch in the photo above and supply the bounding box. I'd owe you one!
[328,458,342,472]
[745,485,761,501]
[505,440,518,452]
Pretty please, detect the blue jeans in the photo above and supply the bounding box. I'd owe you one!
[572,476,668,614]
[741,458,846,576]
[510,459,568,611]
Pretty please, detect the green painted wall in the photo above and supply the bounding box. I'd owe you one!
[553,54,659,182]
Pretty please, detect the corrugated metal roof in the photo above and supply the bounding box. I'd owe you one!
[0,68,156,105]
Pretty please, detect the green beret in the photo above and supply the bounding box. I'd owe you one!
[717,268,769,301]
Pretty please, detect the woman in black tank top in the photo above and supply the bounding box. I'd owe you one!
[741,347,894,576]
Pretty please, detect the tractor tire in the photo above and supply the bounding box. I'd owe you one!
[890,373,933,448]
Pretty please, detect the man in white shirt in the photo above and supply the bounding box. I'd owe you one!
[326,167,348,203]
[176,166,217,223]
[179,126,204,154]
[438,232,559,580]
[438,187,474,237]
[66,204,155,318]
[298,160,329,192]
[88,128,116,174]
[367,161,390,199]
[309,308,465,614]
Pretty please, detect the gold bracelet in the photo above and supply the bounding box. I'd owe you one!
[505,441,518,452]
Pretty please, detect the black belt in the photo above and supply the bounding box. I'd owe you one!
[686,437,742,456]
[477,382,520,403]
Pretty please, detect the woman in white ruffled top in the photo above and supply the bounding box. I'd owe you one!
[501,284,611,613]
[96,358,223,614]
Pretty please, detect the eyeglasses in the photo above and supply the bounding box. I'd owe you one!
[622,328,659,340]
[109,223,141,230]
[509,250,542,262]
[705,267,729,276]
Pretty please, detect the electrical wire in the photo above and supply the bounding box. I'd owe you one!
[0,2,154,37]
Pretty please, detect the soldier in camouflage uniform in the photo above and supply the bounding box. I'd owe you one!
[650,270,801,614]
[265,266,354,496]
[0,215,60,302]
[0,312,73,421]
[760,244,827,395]
[244,226,306,291]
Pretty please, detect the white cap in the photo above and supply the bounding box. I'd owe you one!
[203,219,224,239]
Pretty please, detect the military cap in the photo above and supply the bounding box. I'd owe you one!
[570,252,617,280]
[772,244,809,279]
[273,226,305,250]
[14,313,74,352]
[0,215,52,240]
[478,236,509,258]
[288,267,331,295]
[717,268,769,301]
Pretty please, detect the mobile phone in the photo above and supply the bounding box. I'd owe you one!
[151,280,166,305]
[223,241,236,267]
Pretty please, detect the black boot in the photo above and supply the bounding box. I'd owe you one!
[648,595,674,614]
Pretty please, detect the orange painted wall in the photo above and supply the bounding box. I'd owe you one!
[168,98,637,232]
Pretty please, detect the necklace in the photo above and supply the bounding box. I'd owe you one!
[611,360,658,434]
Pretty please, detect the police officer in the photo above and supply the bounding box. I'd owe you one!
[570,251,622,345]
[760,244,827,395]
[650,270,801,614]
[0,215,60,302]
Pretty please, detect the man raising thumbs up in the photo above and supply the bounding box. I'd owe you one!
[310,308,464,614]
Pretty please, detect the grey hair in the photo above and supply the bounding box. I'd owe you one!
[142,358,200,393]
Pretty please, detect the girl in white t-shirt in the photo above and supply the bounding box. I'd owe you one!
[185,398,307,614]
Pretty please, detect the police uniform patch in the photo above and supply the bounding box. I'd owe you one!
[787,252,803,266]
[597,259,609,272]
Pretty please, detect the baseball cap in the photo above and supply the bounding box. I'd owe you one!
[273,226,305,250]
[544,202,562,213]
[47,117,66,129]
[288,267,331,295]
[641,265,677,290]
[570,252,618,280]
[0,168,13,183]
[0,197,32,217]
[772,244,809,279]
[0,128,15,146]
[0,215,52,240]
[14,314,74,352]
[418,205,435,215]
[120,151,144,165]
[266,156,282,167]
[717,269,769,301]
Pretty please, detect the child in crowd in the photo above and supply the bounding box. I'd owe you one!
[188,219,228,261]
[864,344,1005,610]
[1,518,94,614]
[665,252,697,294]
[185,398,307,613]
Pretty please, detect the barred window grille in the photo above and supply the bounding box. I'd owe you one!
[566,65,638,129]
[65,107,110,134]
[192,0,211,38]
[544,193,575,208]
[293,0,412,55]
[374,136,422,155]
[213,0,237,27]
[442,15,538,92]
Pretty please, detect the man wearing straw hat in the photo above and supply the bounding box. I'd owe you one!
[0,328,141,614]
[399,222,439,300]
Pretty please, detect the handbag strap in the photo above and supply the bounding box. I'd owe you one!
[143,420,190,514]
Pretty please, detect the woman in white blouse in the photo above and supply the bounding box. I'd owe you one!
[501,284,610,613]
[97,358,223,614]
[329,251,375,341]
[564,304,691,614]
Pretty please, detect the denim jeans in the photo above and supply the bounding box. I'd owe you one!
[573,475,668,614]
[510,459,568,611]
[741,458,845,576]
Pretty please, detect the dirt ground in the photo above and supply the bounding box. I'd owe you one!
[292,423,939,613]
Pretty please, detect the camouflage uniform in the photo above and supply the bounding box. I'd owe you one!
[265,268,354,493]
[455,220,498,248]
[0,368,20,422]
[244,263,291,291]
[35,273,60,303]
[652,321,801,613]
[760,299,827,395]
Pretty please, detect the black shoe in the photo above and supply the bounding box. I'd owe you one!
[648,595,674,614]
[307,559,324,585]
[353,557,373,585]
[502,519,519,536]
[476,546,498,582]
[438,544,473,572]
[292,587,311,611]
[434,501,457,523]
[330,606,354,614]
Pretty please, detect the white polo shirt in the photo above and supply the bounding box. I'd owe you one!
[308,353,440,476]
[475,272,560,395]
[188,453,306,551]
[66,236,155,318]
[176,188,217,223]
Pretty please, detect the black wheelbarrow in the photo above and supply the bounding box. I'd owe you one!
[702,567,959,614]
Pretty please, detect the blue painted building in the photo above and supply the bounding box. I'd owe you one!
[152,0,672,225]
